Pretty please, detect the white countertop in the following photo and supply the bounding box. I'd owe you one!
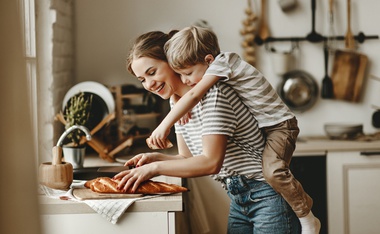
[39,190,183,215]
[40,137,380,215]
[39,174,184,214]
[294,136,380,156]
[39,145,184,215]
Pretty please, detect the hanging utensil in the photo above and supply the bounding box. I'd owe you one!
[331,50,368,102]
[321,44,334,98]
[327,0,336,52]
[258,0,270,42]
[345,0,355,49]
[331,0,367,102]
[306,0,324,43]
[278,70,318,112]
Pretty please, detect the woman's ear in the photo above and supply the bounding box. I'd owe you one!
[204,54,215,65]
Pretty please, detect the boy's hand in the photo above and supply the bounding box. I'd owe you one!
[146,126,172,149]
[171,94,192,125]
[146,138,173,150]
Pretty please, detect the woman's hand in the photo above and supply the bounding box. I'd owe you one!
[171,94,192,125]
[177,111,191,125]
[114,164,157,193]
[124,152,157,168]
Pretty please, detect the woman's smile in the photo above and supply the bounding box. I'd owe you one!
[131,56,188,99]
[155,83,165,94]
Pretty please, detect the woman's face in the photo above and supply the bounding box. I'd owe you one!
[131,56,183,99]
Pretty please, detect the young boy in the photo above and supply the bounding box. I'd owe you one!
[147,26,320,234]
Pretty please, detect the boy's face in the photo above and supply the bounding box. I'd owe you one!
[174,63,209,87]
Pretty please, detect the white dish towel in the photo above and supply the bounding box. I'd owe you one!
[40,184,160,224]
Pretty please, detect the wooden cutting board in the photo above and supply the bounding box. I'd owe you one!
[331,50,368,102]
[73,188,143,200]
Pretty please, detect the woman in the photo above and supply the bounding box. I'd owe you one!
[114,31,301,233]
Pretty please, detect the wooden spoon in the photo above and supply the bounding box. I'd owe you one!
[345,0,355,49]
[327,0,336,51]
[258,0,269,41]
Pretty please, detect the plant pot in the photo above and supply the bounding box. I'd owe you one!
[62,146,86,169]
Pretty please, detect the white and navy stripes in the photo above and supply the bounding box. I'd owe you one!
[205,51,294,128]
[175,83,265,184]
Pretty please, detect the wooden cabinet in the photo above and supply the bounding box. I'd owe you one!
[327,150,380,234]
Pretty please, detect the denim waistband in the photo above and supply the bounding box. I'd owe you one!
[224,175,268,195]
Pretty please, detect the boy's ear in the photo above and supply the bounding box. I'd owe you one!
[204,54,215,65]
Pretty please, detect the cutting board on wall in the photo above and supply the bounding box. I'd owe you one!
[331,50,368,102]
[73,188,143,200]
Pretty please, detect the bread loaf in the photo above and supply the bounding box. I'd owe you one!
[146,138,173,149]
[84,177,188,194]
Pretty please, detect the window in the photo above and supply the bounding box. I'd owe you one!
[20,0,38,160]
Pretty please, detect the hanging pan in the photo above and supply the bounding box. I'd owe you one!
[278,70,318,112]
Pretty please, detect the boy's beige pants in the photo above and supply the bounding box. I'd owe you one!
[262,117,313,218]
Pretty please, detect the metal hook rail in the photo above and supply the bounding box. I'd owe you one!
[254,0,379,46]
[255,31,379,45]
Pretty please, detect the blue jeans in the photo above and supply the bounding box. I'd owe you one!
[225,175,301,234]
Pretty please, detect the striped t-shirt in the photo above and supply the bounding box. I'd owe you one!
[174,82,265,185]
[205,51,294,128]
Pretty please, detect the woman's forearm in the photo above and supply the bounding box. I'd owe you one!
[154,152,188,161]
[152,134,227,178]
[152,154,220,178]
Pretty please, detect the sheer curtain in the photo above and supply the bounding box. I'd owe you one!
[0,0,41,233]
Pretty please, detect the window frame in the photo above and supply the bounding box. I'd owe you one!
[20,0,39,162]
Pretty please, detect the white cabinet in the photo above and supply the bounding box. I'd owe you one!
[39,175,184,234]
[327,150,380,234]
[41,212,175,234]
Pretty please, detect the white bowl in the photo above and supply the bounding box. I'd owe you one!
[324,123,363,140]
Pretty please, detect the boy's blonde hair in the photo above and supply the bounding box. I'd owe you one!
[164,26,220,70]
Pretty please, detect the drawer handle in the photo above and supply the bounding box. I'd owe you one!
[360,151,380,156]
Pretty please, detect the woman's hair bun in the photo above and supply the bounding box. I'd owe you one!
[168,30,179,39]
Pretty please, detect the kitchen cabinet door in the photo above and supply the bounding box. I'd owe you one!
[327,151,380,234]
[41,212,175,234]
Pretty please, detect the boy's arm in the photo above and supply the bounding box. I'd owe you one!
[148,74,220,149]
[161,74,220,127]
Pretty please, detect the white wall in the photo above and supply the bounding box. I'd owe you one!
[72,1,380,233]
[37,0,75,164]
[74,0,380,137]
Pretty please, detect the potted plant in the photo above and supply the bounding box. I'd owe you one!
[63,92,93,145]
[61,92,93,168]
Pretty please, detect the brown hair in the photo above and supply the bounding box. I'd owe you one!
[126,30,178,76]
[164,26,220,70]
